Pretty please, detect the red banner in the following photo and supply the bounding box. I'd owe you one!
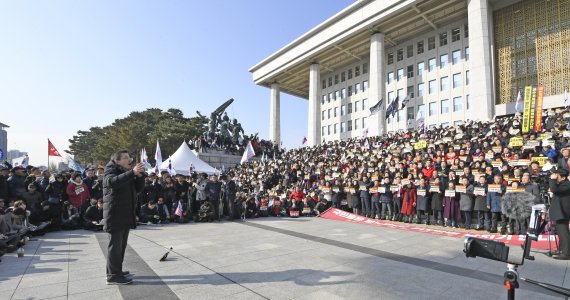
[320,208,557,250]
[534,85,545,132]
[48,139,62,157]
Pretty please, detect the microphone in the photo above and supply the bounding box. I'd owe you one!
[501,192,535,220]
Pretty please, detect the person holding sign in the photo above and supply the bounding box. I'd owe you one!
[458,177,474,230]
[347,180,360,215]
[331,179,344,209]
[379,177,393,220]
[358,176,373,218]
[429,177,444,226]
[473,176,490,231]
[66,172,91,218]
[391,177,402,221]
[400,179,417,223]
[443,181,460,228]
[486,175,507,234]
[415,179,430,224]
[370,180,381,219]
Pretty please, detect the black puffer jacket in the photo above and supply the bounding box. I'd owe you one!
[102,161,145,232]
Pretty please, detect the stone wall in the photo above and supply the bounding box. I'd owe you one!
[194,150,243,170]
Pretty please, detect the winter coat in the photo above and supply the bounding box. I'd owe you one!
[549,179,570,221]
[7,174,26,198]
[416,186,429,211]
[473,183,489,211]
[102,160,146,232]
[400,185,417,215]
[459,185,474,211]
[486,184,506,213]
[430,185,443,211]
[66,182,91,210]
[443,191,461,220]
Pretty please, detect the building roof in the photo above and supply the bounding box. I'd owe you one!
[0,122,9,128]
[250,0,506,99]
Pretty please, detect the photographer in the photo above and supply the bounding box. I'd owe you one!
[549,169,570,260]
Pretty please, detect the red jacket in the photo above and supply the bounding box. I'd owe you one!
[422,166,436,178]
[400,185,417,215]
[289,191,305,202]
[66,182,91,209]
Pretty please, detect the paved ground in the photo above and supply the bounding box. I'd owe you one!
[1,216,569,300]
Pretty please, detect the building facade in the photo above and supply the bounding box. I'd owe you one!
[250,0,570,146]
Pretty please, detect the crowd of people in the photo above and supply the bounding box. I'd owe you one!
[2,107,570,259]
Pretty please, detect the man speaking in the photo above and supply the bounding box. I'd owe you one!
[549,169,570,260]
[103,150,146,285]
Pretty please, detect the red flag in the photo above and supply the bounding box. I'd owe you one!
[48,139,62,157]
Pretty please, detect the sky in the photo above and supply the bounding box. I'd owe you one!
[0,0,354,166]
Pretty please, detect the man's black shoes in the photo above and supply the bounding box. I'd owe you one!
[106,276,133,285]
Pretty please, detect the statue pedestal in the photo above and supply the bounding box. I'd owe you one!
[193,150,243,170]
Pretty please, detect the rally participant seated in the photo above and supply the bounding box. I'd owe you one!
[140,201,161,224]
[83,199,104,231]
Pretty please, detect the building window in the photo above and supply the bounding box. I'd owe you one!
[453,73,462,88]
[397,69,404,81]
[341,122,346,133]
[397,88,405,100]
[441,99,450,114]
[355,118,359,130]
[453,96,463,112]
[465,47,470,61]
[439,32,448,46]
[407,45,413,58]
[387,53,394,65]
[466,94,470,110]
[417,41,424,54]
[363,80,368,92]
[418,83,425,97]
[387,72,394,84]
[451,28,461,42]
[452,50,461,64]
[334,123,338,134]
[341,88,346,99]
[407,65,414,78]
[417,62,424,75]
[429,102,437,116]
[341,105,346,116]
[328,92,332,102]
[348,103,353,114]
[328,77,332,87]
[407,107,414,121]
[466,70,470,85]
[355,101,360,112]
[363,63,368,74]
[397,49,403,61]
[407,85,414,98]
[440,54,448,68]
[328,125,331,135]
[428,36,436,50]
[428,80,436,94]
[355,83,361,94]
[348,86,353,96]
[322,126,325,136]
[362,99,368,110]
[322,80,326,89]
[362,117,367,129]
[464,24,469,38]
[334,90,339,100]
[334,75,339,85]
[440,76,449,91]
[341,71,346,82]
[418,104,425,118]
[355,66,360,77]
[348,120,352,131]
[322,95,326,104]
[441,122,449,127]
[348,69,353,79]
[328,109,331,119]
[388,91,395,102]
[322,111,325,120]
[428,58,436,72]
[334,107,338,117]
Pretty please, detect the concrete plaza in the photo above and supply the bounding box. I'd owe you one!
[1,216,569,300]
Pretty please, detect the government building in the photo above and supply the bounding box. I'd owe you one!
[249,0,570,146]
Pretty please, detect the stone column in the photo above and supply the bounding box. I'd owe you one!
[269,83,281,145]
[368,32,386,137]
[468,0,494,121]
[308,63,321,146]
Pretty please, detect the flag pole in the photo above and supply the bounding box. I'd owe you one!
[47,139,50,172]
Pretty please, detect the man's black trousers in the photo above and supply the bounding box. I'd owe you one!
[106,228,130,279]
[555,220,570,256]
